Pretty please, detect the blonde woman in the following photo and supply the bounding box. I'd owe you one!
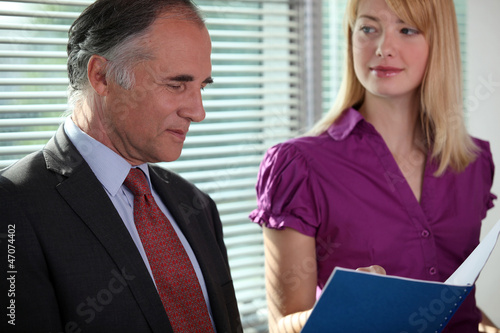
[250,0,497,332]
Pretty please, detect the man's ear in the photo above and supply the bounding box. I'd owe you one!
[87,55,109,96]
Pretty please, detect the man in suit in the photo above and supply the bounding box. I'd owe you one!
[0,0,242,332]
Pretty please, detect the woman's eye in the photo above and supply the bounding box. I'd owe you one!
[401,27,420,35]
[360,26,375,34]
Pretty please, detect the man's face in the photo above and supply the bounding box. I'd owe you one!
[102,17,212,165]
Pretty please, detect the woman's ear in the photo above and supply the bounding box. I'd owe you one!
[87,55,109,96]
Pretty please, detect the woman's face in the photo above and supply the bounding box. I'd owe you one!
[352,0,429,102]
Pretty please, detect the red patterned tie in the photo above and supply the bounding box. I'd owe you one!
[124,168,215,333]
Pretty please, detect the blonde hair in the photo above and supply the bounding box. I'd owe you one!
[309,0,477,175]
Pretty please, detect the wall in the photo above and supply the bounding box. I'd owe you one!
[466,0,500,326]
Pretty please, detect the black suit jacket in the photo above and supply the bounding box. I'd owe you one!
[0,126,242,333]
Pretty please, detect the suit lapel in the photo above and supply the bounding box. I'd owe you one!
[44,126,173,333]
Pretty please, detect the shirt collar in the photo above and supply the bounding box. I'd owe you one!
[63,117,150,196]
[326,107,365,141]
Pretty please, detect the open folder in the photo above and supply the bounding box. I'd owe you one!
[301,219,500,333]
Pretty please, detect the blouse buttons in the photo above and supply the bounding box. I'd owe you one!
[421,230,430,238]
[429,267,437,275]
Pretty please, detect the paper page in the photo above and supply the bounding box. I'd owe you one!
[445,218,500,285]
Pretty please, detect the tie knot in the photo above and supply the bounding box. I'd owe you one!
[124,168,151,197]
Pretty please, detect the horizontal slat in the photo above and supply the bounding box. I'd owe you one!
[204,98,299,109]
[185,167,258,181]
[0,103,68,113]
[212,53,298,62]
[203,189,256,203]
[0,130,55,141]
[198,178,257,195]
[213,41,298,51]
[222,213,261,226]
[0,50,67,58]
[180,144,269,158]
[224,234,264,248]
[0,78,68,85]
[4,0,91,6]
[185,134,285,148]
[0,36,67,44]
[209,30,297,39]
[220,208,258,222]
[218,200,257,214]
[0,9,79,19]
[240,318,267,332]
[189,121,296,133]
[233,277,266,293]
[213,66,299,74]
[166,155,264,172]
[202,5,298,17]
[203,188,256,204]
[223,223,262,238]
[206,87,299,97]
[0,22,69,32]
[235,288,266,304]
[207,18,297,28]
[0,144,44,155]
[227,256,264,270]
[0,64,66,71]
[205,109,297,120]
[231,268,266,282]
[0,117,64,127]
[0,91,67,99]
[237,299,268,317]
[180,166,258,183]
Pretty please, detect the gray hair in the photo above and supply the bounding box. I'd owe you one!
[66,0,205,110]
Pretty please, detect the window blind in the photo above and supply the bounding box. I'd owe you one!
[0,0,306,331]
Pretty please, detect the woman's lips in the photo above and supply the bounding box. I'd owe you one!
[370,66,403,78]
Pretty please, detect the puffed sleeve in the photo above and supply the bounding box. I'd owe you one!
[249,142,319,237]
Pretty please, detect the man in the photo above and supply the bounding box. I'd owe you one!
[0,0,242,332]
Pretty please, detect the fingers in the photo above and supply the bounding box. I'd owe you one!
[356,265,387,275]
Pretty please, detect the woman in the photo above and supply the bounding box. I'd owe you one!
[249,0,497,332]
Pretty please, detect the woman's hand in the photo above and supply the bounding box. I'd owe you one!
[356,265,387,275]
[479,310,499,333]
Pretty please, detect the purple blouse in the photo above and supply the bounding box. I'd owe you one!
[250,108,496,331]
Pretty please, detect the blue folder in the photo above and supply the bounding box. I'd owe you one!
[301,219,500,333]
[301,268,472,333]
